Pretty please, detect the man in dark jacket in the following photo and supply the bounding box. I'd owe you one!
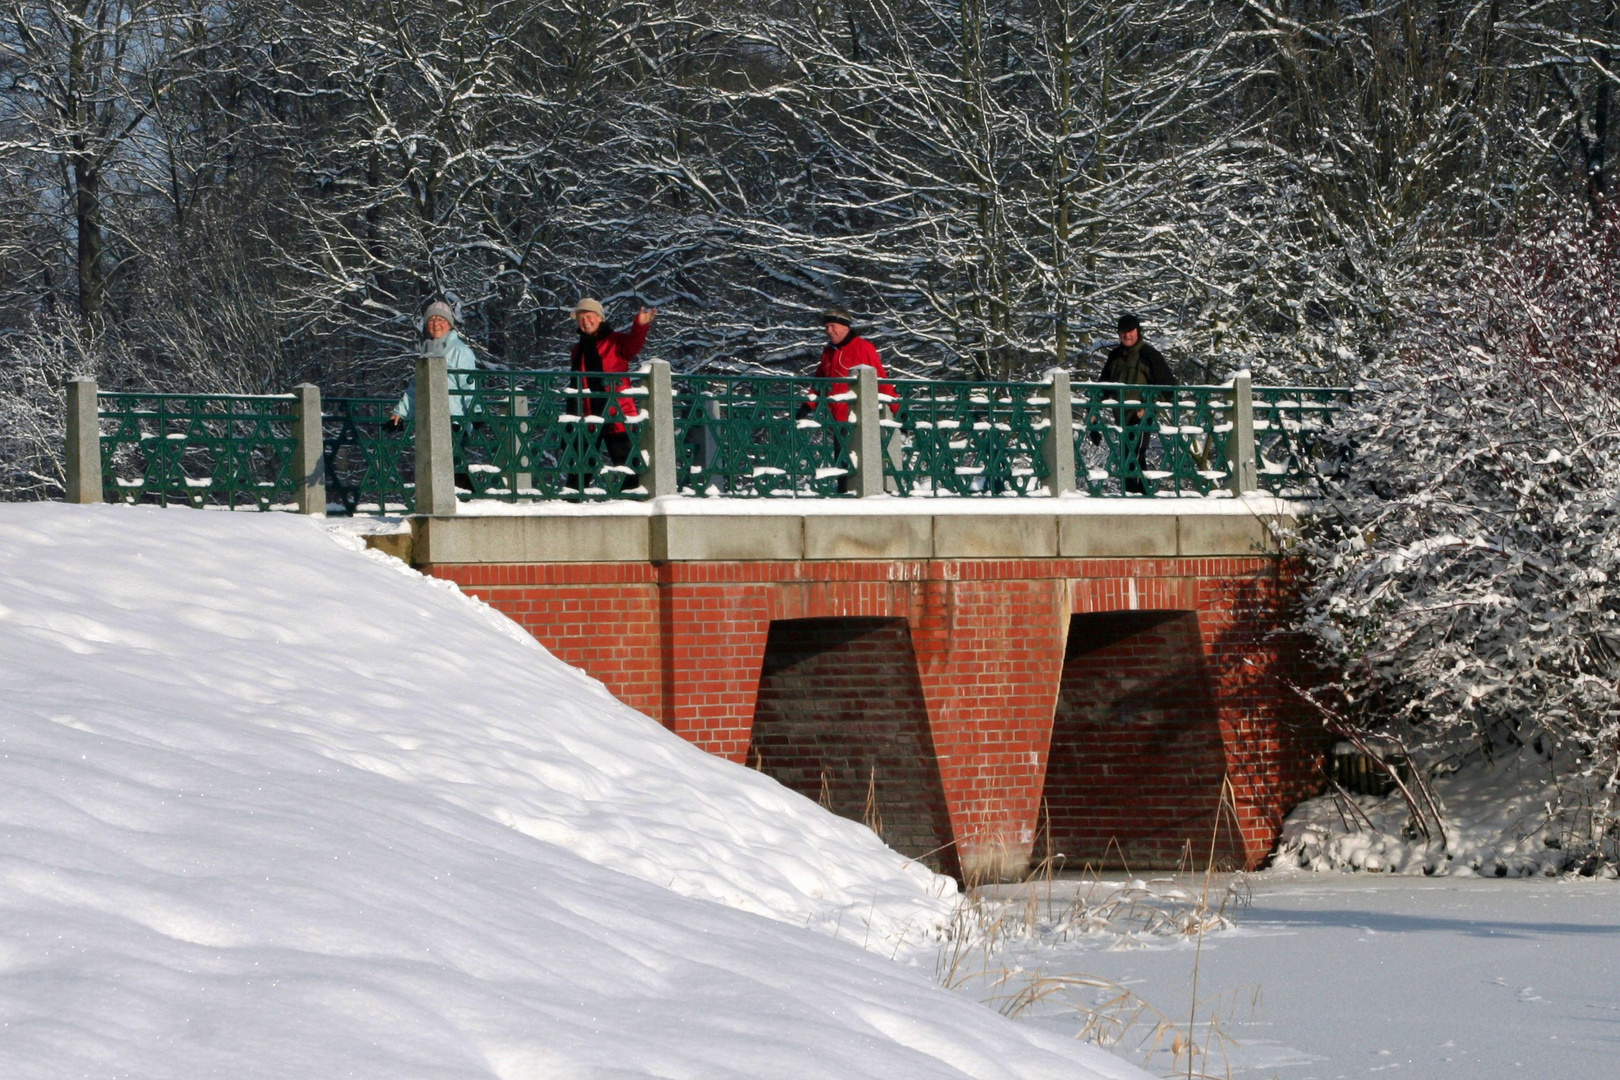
[1096,313,1175,494]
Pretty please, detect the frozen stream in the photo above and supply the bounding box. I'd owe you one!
[981,872,1620,1078]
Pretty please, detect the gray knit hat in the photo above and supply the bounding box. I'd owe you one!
[573,297,606,318]
[422,301,455,330]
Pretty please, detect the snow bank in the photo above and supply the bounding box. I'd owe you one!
[1276,746,1619,878]
[7,503,952,940]
[0,503,1151,1080]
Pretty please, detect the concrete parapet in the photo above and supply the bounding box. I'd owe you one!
[415,513,652,563]
[1177,512,1280,556]
[803,514,931,560]
[411,500,1296,565]
[652,513,803,562]
[1060,514,1178,557]
[932,513,1058,558]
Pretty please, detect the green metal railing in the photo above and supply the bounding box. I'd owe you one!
[452,369,649,501]
[323,398,414,514]
[884,379,1049,496]
[88,372,1350,513]
[1252,386,1353,495]
[671,374,855,497]
[99,392,300,510]
[1073,384,1235,498]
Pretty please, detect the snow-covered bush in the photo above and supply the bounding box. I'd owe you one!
[1291,199,1620,873]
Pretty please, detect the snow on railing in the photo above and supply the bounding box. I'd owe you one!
[69,369,1350,515]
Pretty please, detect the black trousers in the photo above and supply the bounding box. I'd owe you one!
[602,430,644,493]
[1122,410,1151,494]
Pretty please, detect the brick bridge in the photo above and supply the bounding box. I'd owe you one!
[390,499,1320,881]
[69,364,1341,880]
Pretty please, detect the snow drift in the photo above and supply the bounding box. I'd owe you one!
[0,503,1149,1079]
[1277,746,1620,878]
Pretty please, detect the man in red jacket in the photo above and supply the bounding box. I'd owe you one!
[810,309,895,422]
[571,297,655,492]
[808,308,896,492]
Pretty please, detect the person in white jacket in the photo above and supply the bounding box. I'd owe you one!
[387,301,479,427]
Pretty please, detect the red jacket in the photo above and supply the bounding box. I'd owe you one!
[811,335,896,422]
[571,320,648,433]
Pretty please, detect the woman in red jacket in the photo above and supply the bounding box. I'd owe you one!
[571,297,655,490]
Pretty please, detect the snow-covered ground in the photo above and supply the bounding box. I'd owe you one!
[0,503,1148,1080]
[972,873,1620,1078]
[1277,747,1619,879]
[10,503,1617,1080]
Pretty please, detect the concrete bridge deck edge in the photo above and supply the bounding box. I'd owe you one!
[405,496,1300,564]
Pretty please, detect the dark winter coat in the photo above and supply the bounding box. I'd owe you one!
[810,334,897,423]
[571,320,649,433]
[1097,341,1175,388]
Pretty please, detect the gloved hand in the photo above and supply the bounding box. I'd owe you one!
[385,414,405,433]
[1087,429,1102,447]
[795,402,816,420]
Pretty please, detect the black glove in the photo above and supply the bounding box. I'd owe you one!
[1087,429,1102,447]
[795,402,816,420]
[385,414,405,433]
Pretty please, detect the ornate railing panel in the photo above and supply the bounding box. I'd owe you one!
[1072,384,1235,497]
[323,398,414,514]
[884,379,1050,496]
[671,374,855,497]
[452,370,649,501]
[1252,386,1353,495]
[86,373,1350,513]
[99,392,299,510]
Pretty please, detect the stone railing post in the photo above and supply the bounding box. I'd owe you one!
[1225,369,1258,495]
[1042,368,1076,496]
[644,360,677,497]
[292,383,325,514]
[852,364,884,497]
[415,353,457,515]
[509,394,532,497]
[65,377,102,504]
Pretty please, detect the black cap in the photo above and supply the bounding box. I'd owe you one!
[823,308,853,328]
[1117,313,1142,334]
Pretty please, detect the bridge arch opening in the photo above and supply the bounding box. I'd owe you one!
[1041,610,1245,871]
[748,617,957,877]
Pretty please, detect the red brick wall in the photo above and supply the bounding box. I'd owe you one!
[750,617,957,876]
[428,562,665,719]
[426,556,1324,878]
[1195,572,1329,865]
[1045,611,1242,871]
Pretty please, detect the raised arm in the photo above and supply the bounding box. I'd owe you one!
[615,306,655,362]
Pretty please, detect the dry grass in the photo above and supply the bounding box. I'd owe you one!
[930,785,1259,1078]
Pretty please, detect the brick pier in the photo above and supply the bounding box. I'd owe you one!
[402,500,1324,880]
